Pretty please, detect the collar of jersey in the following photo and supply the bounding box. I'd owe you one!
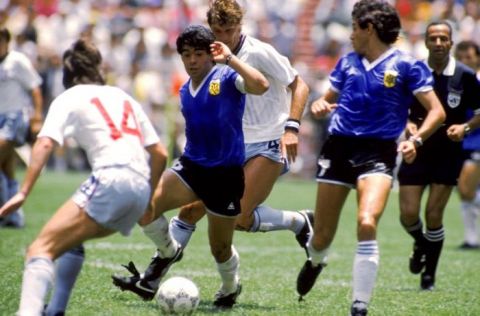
[424,55,455,76]
[361,47,396,71]
[189,65,219,97]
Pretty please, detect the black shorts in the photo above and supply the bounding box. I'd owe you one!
[316,135,397,188]
[171,156,244,217]
[397,134,464,186]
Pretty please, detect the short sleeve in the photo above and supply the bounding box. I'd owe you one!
[407,60,434,95]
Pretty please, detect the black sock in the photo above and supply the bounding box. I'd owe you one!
[424,226,445,278]
[402,219,426,246]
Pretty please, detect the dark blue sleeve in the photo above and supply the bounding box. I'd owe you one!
[329,55,347,92]
[407,60,434,93]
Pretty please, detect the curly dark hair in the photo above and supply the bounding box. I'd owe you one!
[176,25,215,54]
[62,39,105,89]
[352,0,401,45]
[207,0,244,26]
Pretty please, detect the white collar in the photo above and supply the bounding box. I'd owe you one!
[188,65,218,97]
[361,47,396,71]
[424,56,456,76]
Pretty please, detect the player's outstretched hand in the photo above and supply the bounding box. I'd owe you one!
[0,192,26,217]
[398,140,417,164]
[210,41,233,64]
[311,98,337,119]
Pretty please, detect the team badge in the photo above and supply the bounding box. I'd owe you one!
[447,91,461,108]
[209,79,220,95]
[383,70,398,88]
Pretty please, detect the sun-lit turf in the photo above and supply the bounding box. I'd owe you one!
[1,170,480,315]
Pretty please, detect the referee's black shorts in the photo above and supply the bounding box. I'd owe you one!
[398,135,464,186]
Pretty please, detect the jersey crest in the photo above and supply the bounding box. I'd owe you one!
[209,79,221,96]
[384,70,398,88]
[447,90,461,108]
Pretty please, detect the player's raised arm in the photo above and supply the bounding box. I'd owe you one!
[210,41,269,95]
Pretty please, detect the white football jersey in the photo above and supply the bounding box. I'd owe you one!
[0,50,42,114]
[38,85,160,178]
[237,35,298,143]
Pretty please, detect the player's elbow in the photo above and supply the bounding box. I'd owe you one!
[248,79,269,95]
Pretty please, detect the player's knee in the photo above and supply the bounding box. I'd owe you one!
[458,185,476,201]
[210,242,231,263]
[178,203,205,225]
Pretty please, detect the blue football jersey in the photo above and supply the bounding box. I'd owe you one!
[328,48,433,139]
[180,65,246,167]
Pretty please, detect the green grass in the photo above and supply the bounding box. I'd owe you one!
[1,171,480,315]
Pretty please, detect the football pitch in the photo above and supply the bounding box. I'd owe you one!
[1,170,479,315]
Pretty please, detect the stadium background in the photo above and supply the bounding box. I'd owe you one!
[2,0,479,178]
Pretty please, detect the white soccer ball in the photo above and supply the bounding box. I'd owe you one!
[156,276,200,314]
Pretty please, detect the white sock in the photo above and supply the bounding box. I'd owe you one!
[18,257,55,316]
[169,216,196,248]
[306,234,328,267]
[142,216,178,258]
[250,205,305,233]
[461,201,479,245]
[217,246,240,294]
[352,240,379,305]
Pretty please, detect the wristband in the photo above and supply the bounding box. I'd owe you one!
[285,118,300,133]
[225,54,233,65]
[408,135,423,148]
[464,123,471,135]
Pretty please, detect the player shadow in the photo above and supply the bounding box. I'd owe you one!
[196,300,277,313]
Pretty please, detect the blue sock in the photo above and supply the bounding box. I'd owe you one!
[45,245,85,316]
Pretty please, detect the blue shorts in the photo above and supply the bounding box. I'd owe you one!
[72,167,150,236]
[245,139,289,174]
[0,110,29,146]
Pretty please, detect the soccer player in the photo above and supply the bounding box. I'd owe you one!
[0,38,167,316]
[295,1,445,315]
[398,21,480,291]
[0,27,43,228]
[112,0,311,301]
[454,40,480,249]
[114,25,269,308]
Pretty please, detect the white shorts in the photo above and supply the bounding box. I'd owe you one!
[0,109,29,146]
[72,166,151,236]
[244,139,289,174]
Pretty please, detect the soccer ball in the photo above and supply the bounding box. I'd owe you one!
[156,276,200,314]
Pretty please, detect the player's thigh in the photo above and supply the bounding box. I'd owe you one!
[458,161,480,200]
[0,139,14,166]
[153,169,198,215]
[242,156,283,214]
[29,199,114,260]
[356,174,392,239]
